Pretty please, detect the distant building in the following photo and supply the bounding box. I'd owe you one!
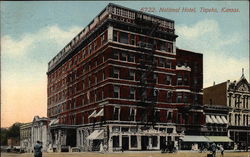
[31,116,49,152]
[20,122,32,152]
[7,137,20,147]
[203,71,250,149]
[46,3,204,152]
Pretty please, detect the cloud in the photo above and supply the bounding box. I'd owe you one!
[1,25,82,127]
[1,25,82,57]
[176,19,249,88]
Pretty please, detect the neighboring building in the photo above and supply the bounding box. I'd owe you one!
[203,71,250,150]
[7,137,20,147]
[31,116,49,152]
[20,122,32,152]
[47,3,204,152]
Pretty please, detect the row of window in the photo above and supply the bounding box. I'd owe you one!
[113,30,173,53]
[228,113,249,126]
[48,32,107,83]
[228,94,249,108]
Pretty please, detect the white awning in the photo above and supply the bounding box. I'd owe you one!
[216,116,224,124]
[221,116,228,124]
[206,115,213,124]
[95,109,104,117]
[181,136,209,142]
[88,110,96,119]
[211,115,218,124]
[49,118,59,126]
[87,130,104,140]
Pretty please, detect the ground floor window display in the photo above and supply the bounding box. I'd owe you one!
[76,124,183,152]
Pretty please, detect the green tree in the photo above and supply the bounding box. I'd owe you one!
[7,122,22,139]
[0,128,8,145]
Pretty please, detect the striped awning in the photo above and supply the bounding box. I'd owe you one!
[216,116,224,124]
[211,115,219,124]
[206,115,213,124]
[221,116,228,124]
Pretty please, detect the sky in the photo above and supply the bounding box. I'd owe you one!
[1,1,249,127]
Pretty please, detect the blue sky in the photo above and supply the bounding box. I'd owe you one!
[1,1,249,127]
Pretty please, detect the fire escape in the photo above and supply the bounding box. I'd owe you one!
[135,13,159,127]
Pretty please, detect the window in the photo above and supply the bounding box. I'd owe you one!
[113,107,119,120]
[131,136,137,147]
[113,52,119,60]
[112,136,119,148]
[166,75,171,85]
[101,34,106,44]
[235,114,237,125]
[113,68,119,78]
[167,43,173,52]
[120,32,128,44]
[129,70,135,80]
[229,113,231,124]
[229,94,232,106]
[167,111,173,121]
[121,53,127,61]
[159,41,167,51]
[88,44,92,54]
[166,91,172,102]
[183,94,188,103]
[130,34,135,45]
[153,73,157,83]
[152,136,158,147]
[94,41,97,50]
[128,54,135,62]
[177,74,183,85]
[184,74,189,85]
[129,108,136,121]
[102,71,105,80]
[129,87,135,99]
[177,93,182,103]
[159,58,164,67]
[113,30,118,41]
[114,86,120,98]
[165,60,171,69]
[154,110,160,122]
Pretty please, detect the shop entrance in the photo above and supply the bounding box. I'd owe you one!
[141,136,149,150]
[122,136,129,151]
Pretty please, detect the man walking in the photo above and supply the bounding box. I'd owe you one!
[34,141,42,157]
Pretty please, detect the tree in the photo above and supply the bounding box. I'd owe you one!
[7,123,22,139]
[0,128,8,145]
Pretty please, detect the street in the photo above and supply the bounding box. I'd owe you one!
[1,152,250,157]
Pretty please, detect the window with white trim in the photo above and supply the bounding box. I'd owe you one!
[129,70,135,80]
[114,86,120,98]
[113,107,120,120]
[121,53,127,61]
[113,52,119,60]
[129,87,135,99]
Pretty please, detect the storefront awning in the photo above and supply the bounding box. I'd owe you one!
[216,116,224,124]
[88,110,96,119]
[87,130,104,140]
[95,109,104,117]
[205,136,233,142]
[49,118,59,126]
[206,115,213,124]
[211,115,218,124]
[181,136,209,142]
[221,116,228,124]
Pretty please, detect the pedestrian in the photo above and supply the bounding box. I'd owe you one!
[219,145,224,157]
[34,141,42,157]
[211,143,217,157]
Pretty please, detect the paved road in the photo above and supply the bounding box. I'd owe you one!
[1,152,250,157]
